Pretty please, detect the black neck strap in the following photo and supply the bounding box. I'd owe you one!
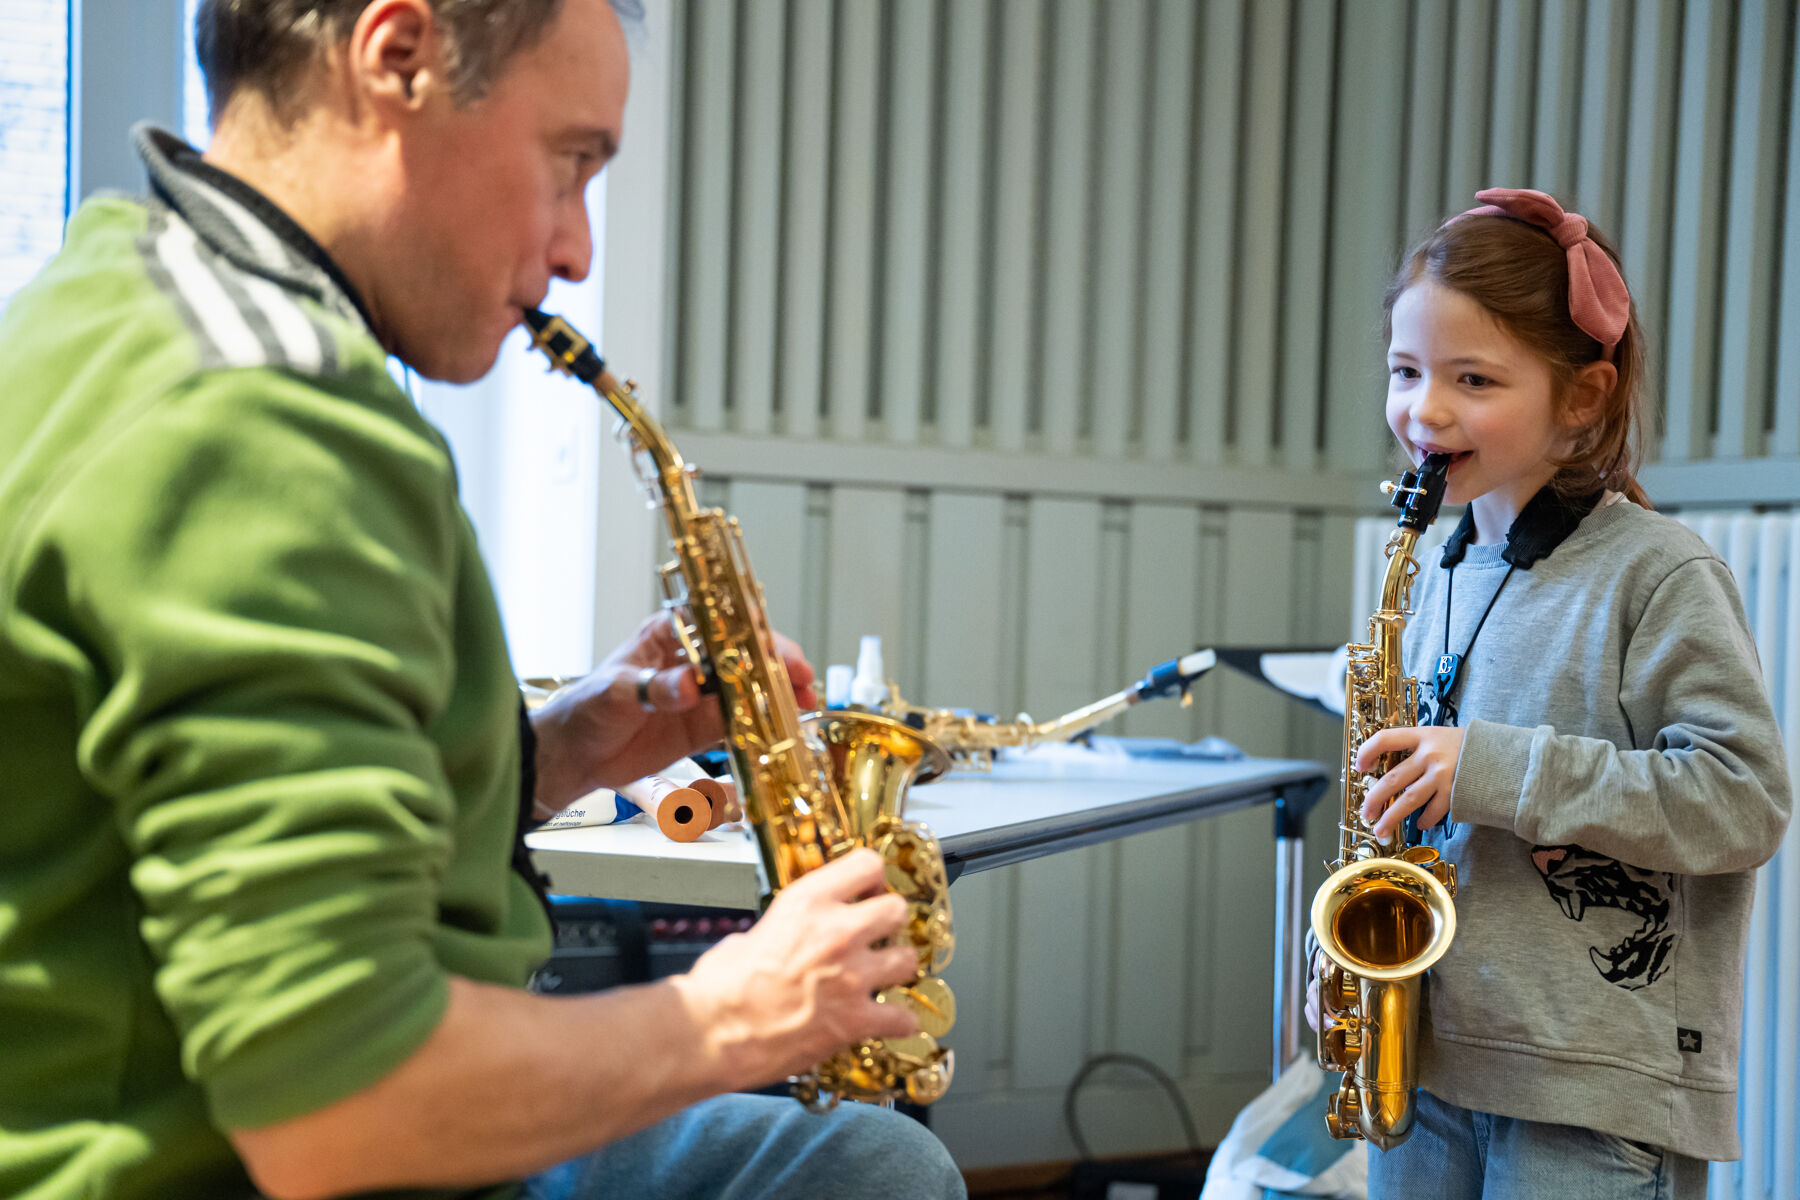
[1439,484,1605,569]
[1425,485,1602,726]
[1428,563,1517,727]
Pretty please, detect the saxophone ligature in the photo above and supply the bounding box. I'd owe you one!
[1312,452,1457,1150]
[881,650,1217,771]
[522,308,957,1109]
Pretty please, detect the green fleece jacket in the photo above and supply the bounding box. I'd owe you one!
[0,127,548,1199]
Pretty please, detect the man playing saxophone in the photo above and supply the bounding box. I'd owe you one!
[0,1,965,1198]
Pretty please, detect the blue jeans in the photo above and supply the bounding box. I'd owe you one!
[1366,1088,1709,1200]
[521,1093,967,1200]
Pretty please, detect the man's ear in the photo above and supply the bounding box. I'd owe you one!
[350,0,445,113]
[1562,360,1618,429]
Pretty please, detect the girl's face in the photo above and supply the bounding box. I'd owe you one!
[1385,280,1568,532]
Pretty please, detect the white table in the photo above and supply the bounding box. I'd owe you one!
[527,744,1331,1077]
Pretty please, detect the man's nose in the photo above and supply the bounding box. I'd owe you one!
[550,198,594,284]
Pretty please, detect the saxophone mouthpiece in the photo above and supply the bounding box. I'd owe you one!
[1391,452,1451,532]
[522,307,605,384]
[1135,648,1218,701]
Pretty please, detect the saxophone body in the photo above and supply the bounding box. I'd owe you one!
[525,309,956,1108]
[882,650,1217,771]
[1312,453,1457,1151]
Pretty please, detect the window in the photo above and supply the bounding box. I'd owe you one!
[181,0,208,148]
[0,0,70,310]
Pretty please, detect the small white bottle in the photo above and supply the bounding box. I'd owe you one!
[825,664,855,709]
[850,635,886,709]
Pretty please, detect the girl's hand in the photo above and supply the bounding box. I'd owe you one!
[1305,951,1325,1033]
[1354,725,1465,841]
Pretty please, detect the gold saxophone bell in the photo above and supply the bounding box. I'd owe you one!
[1312,853,1457,1147]
[800,710,958,1102]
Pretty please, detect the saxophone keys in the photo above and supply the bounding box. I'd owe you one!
[1326,1084,1363,1140]
[901,1046,954,1106]
[878,976,957,1039]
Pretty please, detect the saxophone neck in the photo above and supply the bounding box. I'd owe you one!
[522,307,698,513]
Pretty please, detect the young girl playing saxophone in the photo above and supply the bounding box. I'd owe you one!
[1309,188,1790,1199]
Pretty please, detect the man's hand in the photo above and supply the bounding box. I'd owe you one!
[531,611,817,811]
[672,849,922,1085]
[1354,725,1465,842]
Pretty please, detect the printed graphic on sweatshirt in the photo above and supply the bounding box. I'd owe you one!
[1530,845,1677,990]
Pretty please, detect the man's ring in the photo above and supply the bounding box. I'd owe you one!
[635,667,659,713]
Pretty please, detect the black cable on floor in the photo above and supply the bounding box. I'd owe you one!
[1061,1052,1205,1163]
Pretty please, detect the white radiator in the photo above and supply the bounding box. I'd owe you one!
[1351,510,1799,1198]
[1677,513,1798,1200]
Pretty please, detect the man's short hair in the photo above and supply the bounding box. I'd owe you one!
[195,0,567,124]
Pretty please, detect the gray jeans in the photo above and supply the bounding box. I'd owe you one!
[522,1094,967,1200]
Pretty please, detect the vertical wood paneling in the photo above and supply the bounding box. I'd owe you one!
[1306,511,1362,775]
[1575,0,1632,233]
[1403,0,1455,239]
[921,492,1008,712]
[1137,0,1199,464]
[931,0,992,451]
[1278,0,1335,471]
[1444,0,1495,209]
[1184,508,1229,1059]
[1011,497,1106,1088]
[1662,0,1737,462]
[1325,0,1408,473]
[1186,0,1246,466]
[1529,0,1582,196]
[778,0,833,440]
[801,483,831,656]
[1716,0,1791,461]
[921,492,1010,1092]
[1093,503,1131,698]
[1619,0,1682,459]
[823,485,909,676]
[823,0,881,443]
[1488,0,1538,187]
[985,0,1046,456]
[1232,0,1290,466]
[725,479,810,643]
[1121,504,1206,742]
[1111,824,1197,1064]
[1113,503,1205,1064]
[730,0,785,437]
[1011,846,1100,1089]
[679,0,736,431]
[937,867,1008,1093]
[1203,508,1300,1076]
[1776,7,1800,460]
[1088,0,1150,460]
[899,492,931,696]
[877,0,939,447]
[1038,0,1097,456]
[1020,498,1105,715]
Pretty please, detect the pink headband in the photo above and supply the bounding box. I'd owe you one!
[1446,187,1631,361]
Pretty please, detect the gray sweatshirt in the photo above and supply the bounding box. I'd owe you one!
[1398,492,1790,1161]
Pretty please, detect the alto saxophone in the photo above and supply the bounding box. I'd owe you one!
[524,309,957,1108]
[1312,452,1457,1150]
[882,650,1217,771]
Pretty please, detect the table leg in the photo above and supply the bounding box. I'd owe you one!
[1272,832,1305,1079]
[1271,782,1322,1080]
